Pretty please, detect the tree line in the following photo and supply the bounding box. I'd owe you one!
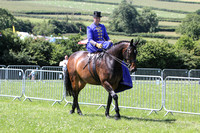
[0,1,200,69]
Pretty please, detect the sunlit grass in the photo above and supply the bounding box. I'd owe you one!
[0,97,200,132]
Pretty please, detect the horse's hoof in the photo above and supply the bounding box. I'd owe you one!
[78,112,83,115]
[69,110,74,114]
[106,115,110,119]
[114,114,121,120]
[114,116,120,120]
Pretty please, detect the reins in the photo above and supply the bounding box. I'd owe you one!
[102,49,131,68]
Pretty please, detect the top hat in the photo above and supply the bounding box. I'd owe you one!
[93,11,102,18]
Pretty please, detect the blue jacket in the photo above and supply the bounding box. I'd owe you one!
[86,23,112,53]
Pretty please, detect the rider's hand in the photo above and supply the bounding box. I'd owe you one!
[95,43,103,49]
[108,40,113,43]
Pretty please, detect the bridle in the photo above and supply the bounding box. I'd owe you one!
[123,46,137,64]
[102,44,137,68]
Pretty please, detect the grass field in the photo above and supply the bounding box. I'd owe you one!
[0,96,200,132]
[1,75,200,132]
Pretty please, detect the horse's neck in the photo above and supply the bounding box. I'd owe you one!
[107,43,128,59]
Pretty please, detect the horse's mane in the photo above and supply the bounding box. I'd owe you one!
[107,40,130,54]
[114,40,130,45]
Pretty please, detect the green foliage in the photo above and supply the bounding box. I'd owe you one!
[32,19,86,36]
[0,29,32,65]
[139,8,159,32]
[0,8,16,31]
[14,19,33,33]
[109,0,139,33]
[109,1,158,33]
[32,20,55,36]
[137,40,183,69]
[50,34,85,65]
[175,36,200,69]
[0,29,84,66]
[176,13,200,40]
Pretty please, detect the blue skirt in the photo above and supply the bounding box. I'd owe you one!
[115,62,133,93]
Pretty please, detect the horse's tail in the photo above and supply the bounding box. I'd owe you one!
[64,68,73,96]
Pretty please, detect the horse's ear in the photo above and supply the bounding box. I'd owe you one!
[130,39,133,46]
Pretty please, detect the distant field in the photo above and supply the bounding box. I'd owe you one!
[131,0,200,12]
[1,0,198,43]
[159,21,181,26]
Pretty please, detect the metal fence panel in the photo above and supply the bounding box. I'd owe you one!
[134,68,162,76]
[65,75,163,114]
[164,76,200,115]
[188,69,200,78]
[0,68,23,100]
[41,66,63,71]
[7,65,40,72]
[118,75,163,113]
[24,69,64,105]
[65,84,109,108]
[0,65,6,68]
[162,69,188,79]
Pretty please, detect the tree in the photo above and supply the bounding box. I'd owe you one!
[176,13,200,40]
[0,8,16,31]
[138,8,158,32]
[109,0,140,33]
[109,1,158,33]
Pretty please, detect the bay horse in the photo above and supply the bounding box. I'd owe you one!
[64,39,138,120]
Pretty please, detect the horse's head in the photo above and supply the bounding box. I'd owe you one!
[122,39,138,73]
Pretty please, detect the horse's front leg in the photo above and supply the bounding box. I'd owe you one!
[103,81,120,120]
[105,93,112,118]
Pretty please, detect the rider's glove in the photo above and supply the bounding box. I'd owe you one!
[95,43,103,49]
[108,40,113,43]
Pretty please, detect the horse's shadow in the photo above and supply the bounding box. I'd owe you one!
[83,114,176,123]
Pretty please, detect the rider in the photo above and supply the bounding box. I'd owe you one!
[86,11,133,93]
[86,11,113,53]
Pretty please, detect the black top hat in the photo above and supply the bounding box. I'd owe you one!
[93,11,102,18]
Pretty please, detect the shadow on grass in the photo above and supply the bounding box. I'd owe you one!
[83,114,176,123]
[120,115,176,123]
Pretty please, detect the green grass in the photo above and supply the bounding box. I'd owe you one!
[0,96,200,132]
[1,78,200,132]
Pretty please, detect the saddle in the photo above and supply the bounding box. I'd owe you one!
[83,52,105,83]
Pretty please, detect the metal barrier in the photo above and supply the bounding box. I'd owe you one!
[24,69,64,105]
[164,76,200,116]
[162,69,188,79]
[134,68,162,76]
[0,65,6,68]
[188,69,200,78]
[65,75,163,114]
[118,75,163,114]
[0,68,24,100]
[41,66,63,71]
[7,65,40,72]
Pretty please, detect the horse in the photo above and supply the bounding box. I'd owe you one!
[64,39,138,120]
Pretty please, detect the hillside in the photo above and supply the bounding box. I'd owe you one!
[0,0,200,43]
